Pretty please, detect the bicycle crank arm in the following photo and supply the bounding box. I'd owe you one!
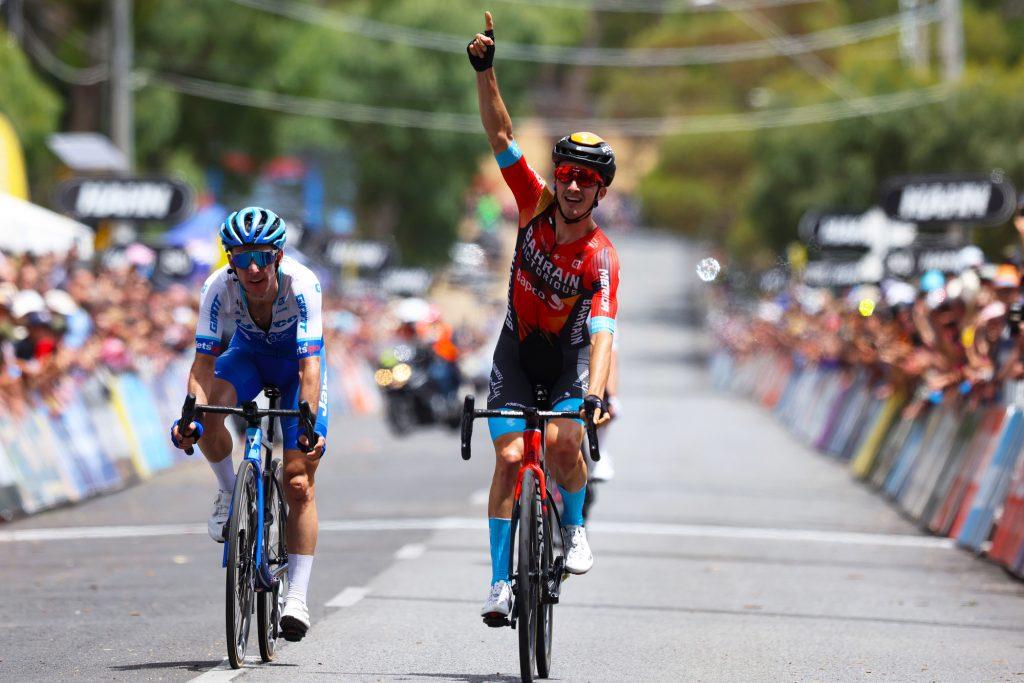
[543,556,565,604]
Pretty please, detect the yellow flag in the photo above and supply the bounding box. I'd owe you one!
[0,114,28,200]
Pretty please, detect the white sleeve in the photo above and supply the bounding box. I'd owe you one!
[294,272,324,359]
[195,270,229,355]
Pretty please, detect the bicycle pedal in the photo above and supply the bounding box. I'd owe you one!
[482,614,509,628]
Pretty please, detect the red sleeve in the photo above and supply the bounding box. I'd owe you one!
[587,244,620,335]
[495,140,552,227]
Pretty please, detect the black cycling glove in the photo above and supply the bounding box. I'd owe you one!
[583,394,604,417]
[467,29,495,72]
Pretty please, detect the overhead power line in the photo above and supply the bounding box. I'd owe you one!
[19,21,109,85]
[504,0,824,12]
[492,0,821,13]
[147,71,953,137]
[227,0,941,67]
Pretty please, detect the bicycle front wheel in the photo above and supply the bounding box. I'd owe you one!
[535,491,557,678]
[258,459,288,662]
[517,469,540,682]
[226,460,258,669]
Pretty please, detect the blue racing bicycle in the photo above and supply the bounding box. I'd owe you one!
[179,387,317,669]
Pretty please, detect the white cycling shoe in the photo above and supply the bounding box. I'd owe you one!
[280,598,310,641]
[589,448,615,482]
[207,490,232,543]
[564,525,593,574]
[480,580,513,625]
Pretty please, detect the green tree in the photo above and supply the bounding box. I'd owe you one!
[0,27,62,199]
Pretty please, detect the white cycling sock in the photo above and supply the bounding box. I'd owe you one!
[209,456,235,492]
[287,553,314,605]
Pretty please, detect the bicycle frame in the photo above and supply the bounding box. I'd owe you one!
[513,408,548,504]
[220,395,285,592]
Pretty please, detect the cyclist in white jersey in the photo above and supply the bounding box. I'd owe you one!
[171,206,328,641]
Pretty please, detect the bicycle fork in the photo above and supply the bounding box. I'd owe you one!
[221,426,280,592]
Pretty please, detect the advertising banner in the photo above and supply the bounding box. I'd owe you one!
[880,173,1016,226]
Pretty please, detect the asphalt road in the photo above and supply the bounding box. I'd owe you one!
[3,232,1024,682]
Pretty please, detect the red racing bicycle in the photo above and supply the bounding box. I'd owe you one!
[460,387,600,682]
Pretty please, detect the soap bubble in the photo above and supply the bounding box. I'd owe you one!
[696,257,721,283]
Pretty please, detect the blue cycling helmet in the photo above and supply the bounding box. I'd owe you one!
[219,206,287,251]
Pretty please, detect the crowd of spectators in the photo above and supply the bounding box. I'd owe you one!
[0,247,199,415]
[0,241,502,420]
[713,227,1024,420]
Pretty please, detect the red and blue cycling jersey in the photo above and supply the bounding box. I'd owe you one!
[495,139,620,348]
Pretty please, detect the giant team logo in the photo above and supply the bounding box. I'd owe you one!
[296,294,309,333]
[208,294,221,333]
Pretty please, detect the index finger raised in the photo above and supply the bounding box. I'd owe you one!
[484,10,493,32]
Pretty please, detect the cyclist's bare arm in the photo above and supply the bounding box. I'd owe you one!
[588,331,614,403]
[607,348,619,396]
[296,355,326,456]
[172,353,216,447]
[471,12,513,155]
[187,353,217,407]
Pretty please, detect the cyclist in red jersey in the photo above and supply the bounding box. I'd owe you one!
[468,11,621,623]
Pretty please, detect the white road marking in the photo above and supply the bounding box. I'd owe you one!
[394,543,426,560]
[0,523,207,542]
[190,657,253,682]
[0,517,955,549]
[469,488,489,505]
[326,586,370,608]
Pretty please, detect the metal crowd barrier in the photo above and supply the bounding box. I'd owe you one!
[712,350,1024,579]
[0,346,379,521]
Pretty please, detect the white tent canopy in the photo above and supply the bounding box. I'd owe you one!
[0,192,94,259]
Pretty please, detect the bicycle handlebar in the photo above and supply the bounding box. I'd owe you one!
[460,394,600,462]
[179,394,198,456]
[179,394,319,455]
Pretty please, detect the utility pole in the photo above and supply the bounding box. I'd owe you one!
[110,0,133,170]
[940,0,964,82]
[899,0,929,73]
[5,0,25,42]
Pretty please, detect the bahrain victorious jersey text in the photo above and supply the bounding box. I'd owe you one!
[495,139,620,347]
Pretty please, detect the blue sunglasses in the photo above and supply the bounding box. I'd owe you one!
[230,250,278,269]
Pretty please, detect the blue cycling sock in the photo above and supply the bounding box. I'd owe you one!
[558,484,587,527]
[488,517,512,584]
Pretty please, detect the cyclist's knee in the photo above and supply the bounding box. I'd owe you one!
[285,472,314,505]
[547,431,583,463]
[494,442,523,470]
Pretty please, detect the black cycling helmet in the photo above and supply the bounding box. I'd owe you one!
[552,132,615,187]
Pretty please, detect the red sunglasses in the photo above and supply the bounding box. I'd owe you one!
[554,164,603,188]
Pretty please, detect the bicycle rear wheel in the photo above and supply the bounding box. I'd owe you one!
[535,493,557,678]
[517,469,540,682]
[257,459,288,662]
[226,460,258,669]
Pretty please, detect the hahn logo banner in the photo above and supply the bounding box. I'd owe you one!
[56,177,192,222]
[804,256,883,287]
[799,208,917,250]
[879,173,1017,226]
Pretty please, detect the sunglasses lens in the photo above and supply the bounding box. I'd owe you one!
[556,165,601,187]
[231,251,275,269]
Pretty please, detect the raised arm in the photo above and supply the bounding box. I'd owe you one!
[469,12,514,155]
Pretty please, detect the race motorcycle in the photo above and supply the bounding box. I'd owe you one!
[375,343,461,436]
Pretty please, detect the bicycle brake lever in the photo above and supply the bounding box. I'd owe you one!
[298,400,318,454]
[461,395,475,460]
[180,393,197,456]
[584,407,601,462]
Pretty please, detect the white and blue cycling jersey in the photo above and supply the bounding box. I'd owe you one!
[195,256,324,359]
[194,256,329,449]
